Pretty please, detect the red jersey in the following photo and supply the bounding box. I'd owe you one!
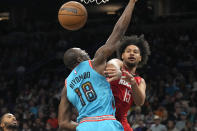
[110,70,141,131]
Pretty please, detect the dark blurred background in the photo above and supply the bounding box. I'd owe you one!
[0,0,197,130]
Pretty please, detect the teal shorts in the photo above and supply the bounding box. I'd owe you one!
[76,119,124,131]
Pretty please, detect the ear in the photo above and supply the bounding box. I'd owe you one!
[121,53,124,60]
[77,57,83,63]
[0,123,4,128]
[139,55,142,62]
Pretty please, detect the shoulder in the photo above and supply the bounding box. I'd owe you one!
[134,76,145,85]
[62,86,67,93]
[140,77,145,83]
[62,79,67,96]
[139,78,146,88]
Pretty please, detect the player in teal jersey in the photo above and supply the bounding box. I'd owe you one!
[58,0,138,130]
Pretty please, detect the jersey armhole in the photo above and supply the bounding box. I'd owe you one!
[65,79,67,88]
[88,60,93,68]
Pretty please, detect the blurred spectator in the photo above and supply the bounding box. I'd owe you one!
[175,112,188,130]
[46,112,58,129]
[154,105,168,123]
[166,120,179,131]
[134,119,147,131]
[22,122,31,131]
[188,107,197,123]
[45,123,55,131]
[181,120,193,131]
[144,109,154,127]
[148,115,167,131]
[32,118,45,131]
[128,106,145,129]
[194,120,197,131]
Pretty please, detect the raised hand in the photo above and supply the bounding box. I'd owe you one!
[121,69,137,86]
[104,67,122,83]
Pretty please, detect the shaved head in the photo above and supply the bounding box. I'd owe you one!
[63,48,90,69]
[0,113,18,130]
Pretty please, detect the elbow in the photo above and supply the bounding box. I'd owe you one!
[134,96,146,106]
[58,122,64,129]
[135,101,144,106]
[58,121,68,129]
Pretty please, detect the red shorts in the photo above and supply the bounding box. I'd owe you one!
[118,118,133,131]
[122,122,133,131]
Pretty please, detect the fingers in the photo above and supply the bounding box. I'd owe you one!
[105,67,122,77]
[105,71,122,78]
[121,70,136,83]
[108,72,118,77]
[104,70,116,74]
[122,70,133,78]
[105,67,118,71]
[107,77,117,83]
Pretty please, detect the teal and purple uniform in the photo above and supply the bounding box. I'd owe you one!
[66,60,123,131]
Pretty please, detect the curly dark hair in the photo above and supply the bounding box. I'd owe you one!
[118,35,151,68]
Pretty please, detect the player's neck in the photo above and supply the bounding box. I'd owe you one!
[4,128,17,131]
[123,65,136,75]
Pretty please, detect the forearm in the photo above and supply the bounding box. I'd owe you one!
[112,0,136,36]
[58,108,78,130]
[58,87,78,131]
[132,83,146,106]
[92,0,136,64]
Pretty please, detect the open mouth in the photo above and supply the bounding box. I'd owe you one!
[128,57,136,61]
[12,121,17,125]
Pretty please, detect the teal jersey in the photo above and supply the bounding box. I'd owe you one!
[66,60,116,123]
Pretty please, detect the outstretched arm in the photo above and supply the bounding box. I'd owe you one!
[93,0,137,69]
[58,86,78,131]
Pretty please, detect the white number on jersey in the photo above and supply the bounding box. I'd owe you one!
[123,88,131,103]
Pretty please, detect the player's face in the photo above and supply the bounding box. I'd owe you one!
[121,45,141,68]
[1,113,18,129]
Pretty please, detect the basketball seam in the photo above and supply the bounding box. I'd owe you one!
[58,14,85,16]
[67,4,87,16]
[59,5,87,16]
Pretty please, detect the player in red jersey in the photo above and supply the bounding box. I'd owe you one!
[105,35,151,131]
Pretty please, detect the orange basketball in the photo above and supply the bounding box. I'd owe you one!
[58,1,88,31]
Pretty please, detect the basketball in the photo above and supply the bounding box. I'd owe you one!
[58,1,88,31]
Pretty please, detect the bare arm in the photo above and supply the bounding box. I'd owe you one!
[132,78,146,106]
[58,86,78,131]
[92,0,137,73]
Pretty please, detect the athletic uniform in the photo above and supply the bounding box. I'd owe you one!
[110,67,141,131]
[66,60,123,131]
